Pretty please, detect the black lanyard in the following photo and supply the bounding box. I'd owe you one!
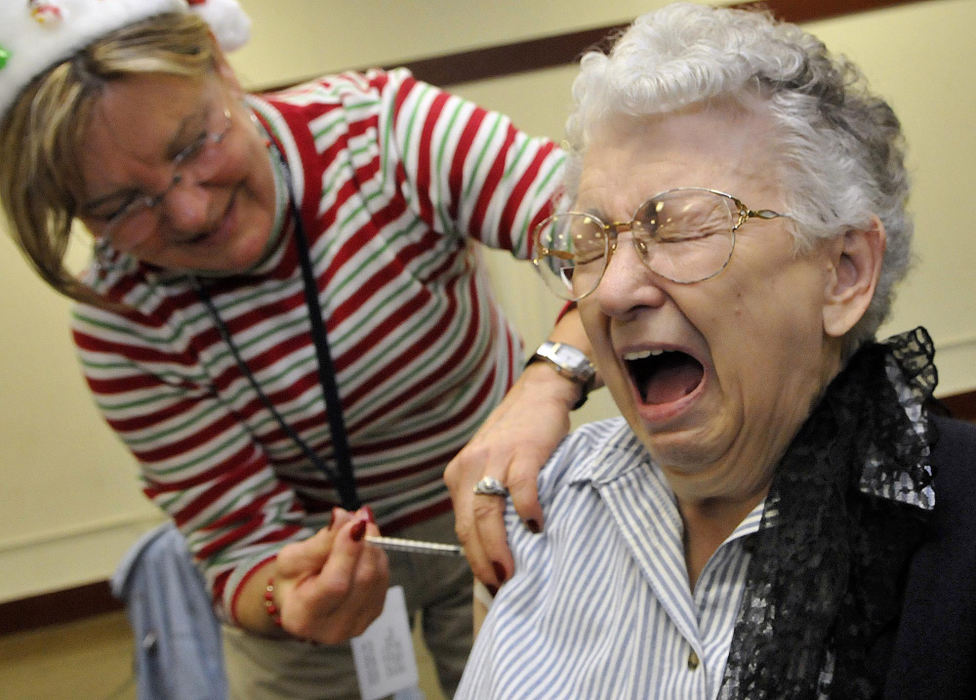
[193,144,360,510]
[288,192,360,510]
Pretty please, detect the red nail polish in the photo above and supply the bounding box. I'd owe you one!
[351,520,367,542]
[526,519,541,534]
[362,505,376,523]
[492,561,507,583]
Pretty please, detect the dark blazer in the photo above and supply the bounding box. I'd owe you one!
[885,416,976,698]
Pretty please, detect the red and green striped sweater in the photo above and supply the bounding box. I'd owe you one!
[71,69,564,620]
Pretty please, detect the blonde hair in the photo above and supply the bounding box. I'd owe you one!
[0,12,217,306]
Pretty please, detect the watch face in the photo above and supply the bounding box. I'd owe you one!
[554,347,578,367]
[539,342,594,383]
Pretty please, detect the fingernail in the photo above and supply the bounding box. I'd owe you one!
[492,561,507,583]
[361,506,376,523]
[525,519,541,534]
[351,520,367,542]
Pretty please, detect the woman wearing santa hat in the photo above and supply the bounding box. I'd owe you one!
[0,1,591,696]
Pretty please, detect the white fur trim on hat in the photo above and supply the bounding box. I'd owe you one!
[0,0,251,121]
[188,0,251,52]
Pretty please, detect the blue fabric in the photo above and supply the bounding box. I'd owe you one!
[112,523,227,700]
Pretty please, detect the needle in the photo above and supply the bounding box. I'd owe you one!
[364,535,464,557]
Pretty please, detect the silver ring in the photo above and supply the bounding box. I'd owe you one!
[473,476,508,497]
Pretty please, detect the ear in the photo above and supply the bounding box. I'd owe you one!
[822,216,886,338]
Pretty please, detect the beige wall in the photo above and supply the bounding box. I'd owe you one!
[1,0,973,601]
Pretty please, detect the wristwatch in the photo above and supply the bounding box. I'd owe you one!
[528,341,596,409]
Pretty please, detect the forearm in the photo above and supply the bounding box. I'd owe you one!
[549,303,589,347]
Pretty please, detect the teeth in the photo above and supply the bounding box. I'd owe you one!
[623,349,665,361]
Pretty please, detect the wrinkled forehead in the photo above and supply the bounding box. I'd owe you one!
[74,73,216,196]
[569,95,780,192]
[584,93,773,148]
[575,103,785,215]
[88,73,212,150]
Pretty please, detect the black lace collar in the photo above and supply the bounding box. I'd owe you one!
[721,327,938,699]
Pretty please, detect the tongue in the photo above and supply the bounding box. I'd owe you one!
[642,355,703,405]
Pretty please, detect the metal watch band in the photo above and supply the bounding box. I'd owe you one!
[528,341,596,408]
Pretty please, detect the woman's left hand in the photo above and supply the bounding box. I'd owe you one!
[446,306,594,589]
[445,365,575,587]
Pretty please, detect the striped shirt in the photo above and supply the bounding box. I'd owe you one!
[70,69,563,620]
[457,418,764,699]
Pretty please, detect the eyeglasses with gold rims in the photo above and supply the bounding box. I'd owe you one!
[531,187,791,301]
[87,96,234,244]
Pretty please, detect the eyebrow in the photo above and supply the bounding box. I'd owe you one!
[80,104,210,215]
[576,207,613,226]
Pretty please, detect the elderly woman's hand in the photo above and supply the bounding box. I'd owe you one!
[258,508,390,643]
[445,359,580,588]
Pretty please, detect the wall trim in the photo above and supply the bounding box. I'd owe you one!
[0,581,121,636]
[263,0,936,91]
[939,391,976,424]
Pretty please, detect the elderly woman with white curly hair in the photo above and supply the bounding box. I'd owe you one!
[457,3,976,699]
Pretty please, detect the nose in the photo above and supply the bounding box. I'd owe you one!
[591,230,667,316]
[158,175,213,234]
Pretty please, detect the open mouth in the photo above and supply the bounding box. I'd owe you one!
[624,349,704,405]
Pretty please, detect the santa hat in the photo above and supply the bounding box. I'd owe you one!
[0,0,252,120]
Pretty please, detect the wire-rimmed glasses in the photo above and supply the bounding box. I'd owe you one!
[531,187,789,301]
[90,96,234,244]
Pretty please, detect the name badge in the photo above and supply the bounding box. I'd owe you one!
[351,586,421,700]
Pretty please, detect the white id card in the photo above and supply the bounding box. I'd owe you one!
[350,586,422,700]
